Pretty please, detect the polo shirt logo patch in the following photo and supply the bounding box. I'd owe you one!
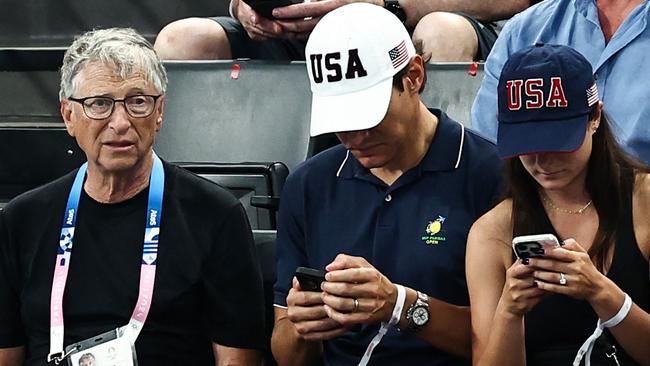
[421,215,447,245]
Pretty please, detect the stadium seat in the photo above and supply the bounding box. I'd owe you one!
[179,162,289,230]
[155,61,485,170]
[0,128,85,208]
[155,61,314,171]
[0,57,484,205]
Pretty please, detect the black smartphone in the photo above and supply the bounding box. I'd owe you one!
[243,0,301,20]
[295,267,326,291]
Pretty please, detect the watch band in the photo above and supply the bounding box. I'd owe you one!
[384,0,407,24]
[406,291,430,331]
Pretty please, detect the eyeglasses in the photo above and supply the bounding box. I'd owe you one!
[68,95,162,120]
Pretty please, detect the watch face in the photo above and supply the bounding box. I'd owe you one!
[413,306,429,326]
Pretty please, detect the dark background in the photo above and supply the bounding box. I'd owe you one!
[0,0,230,47]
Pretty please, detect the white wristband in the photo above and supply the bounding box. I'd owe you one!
[573,293,632,366]
[358,284,406,366]
[389,284,407,326]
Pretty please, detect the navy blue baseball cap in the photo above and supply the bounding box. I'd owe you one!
[496,44,599,159]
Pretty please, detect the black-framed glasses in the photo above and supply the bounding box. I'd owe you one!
[68,95,162,120]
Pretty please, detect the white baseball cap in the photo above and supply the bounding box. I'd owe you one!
[306,3,416,136]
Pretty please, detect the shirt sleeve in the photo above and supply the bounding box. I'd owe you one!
[471,13,523,140]
[203,203,266,350]
[0,209,26,348]
[273,171,308,308]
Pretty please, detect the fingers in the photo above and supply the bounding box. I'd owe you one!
[287,283,326,307]
[533,279,572,296]
[507,259,537,279]
[287,300,329,322]
[527,256,573,273]
[323,304,373,326]
[290,307,350,341]
[246,15,284,41]
[300,324,350,341]
[276,17,321,34]
[561,238,586,252]
[532,270,567,286]
[237,2,284,40]
[325,254,370,272]
[321,293,363,313]
[325,265,376,282]
[272,1,338,20]
[505,271,538,293]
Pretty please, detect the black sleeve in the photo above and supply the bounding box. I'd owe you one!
[0,209,26,347]
[203,203,266,349]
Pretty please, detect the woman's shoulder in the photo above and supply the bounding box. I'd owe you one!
[470,199,513,237]
[467,199,514,258]
[634,172,650,192]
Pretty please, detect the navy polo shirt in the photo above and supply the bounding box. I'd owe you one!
[274,109,503,366]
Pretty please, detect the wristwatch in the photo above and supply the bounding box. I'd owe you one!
[406,291,430,331]
[384,0,407,24]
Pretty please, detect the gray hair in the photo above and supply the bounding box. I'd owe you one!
[59,28,168,100]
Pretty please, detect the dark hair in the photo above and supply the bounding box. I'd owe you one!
[506,109,650,271]
[392,39,427,93]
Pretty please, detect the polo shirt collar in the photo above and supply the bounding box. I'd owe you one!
[336,108,465,180]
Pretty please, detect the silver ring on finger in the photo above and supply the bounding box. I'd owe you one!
[353,298,360,312]
[559,272,567,286]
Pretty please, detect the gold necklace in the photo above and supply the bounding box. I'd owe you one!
[542,194,593,214]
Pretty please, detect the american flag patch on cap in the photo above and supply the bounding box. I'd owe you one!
[586,82,599,106]
[389,40,409,69]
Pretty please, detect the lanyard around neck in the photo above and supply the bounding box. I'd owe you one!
[47,153,165,364]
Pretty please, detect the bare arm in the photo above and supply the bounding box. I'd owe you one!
[271,307,324,366]
[589,279,650,365]
[399,287,472,359]
[466,201,546,366]
[399,0,532,25]
[212,343,263,366]
[0,347,24,366]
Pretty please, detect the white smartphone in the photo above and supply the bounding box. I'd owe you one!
[512,233,561,260]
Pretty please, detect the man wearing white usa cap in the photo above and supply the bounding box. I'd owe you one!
[271,3,503,365]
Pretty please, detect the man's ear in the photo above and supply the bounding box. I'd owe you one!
[403,55,425,94]
[155,96,165,132]
[60,99,75,137]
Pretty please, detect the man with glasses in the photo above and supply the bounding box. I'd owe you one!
[0,28,265,366]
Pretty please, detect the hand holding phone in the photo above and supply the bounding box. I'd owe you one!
[295,266,326,292]
[243,0,301,20]
[512,234,561,260]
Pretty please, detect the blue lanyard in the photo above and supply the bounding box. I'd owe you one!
[58,153,164,260]
[48,153,165,363]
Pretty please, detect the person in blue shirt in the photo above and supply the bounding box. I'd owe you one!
[471,0,650,164]
[270,4,503,366]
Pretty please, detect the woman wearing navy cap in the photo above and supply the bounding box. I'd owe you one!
[466,44,650,365]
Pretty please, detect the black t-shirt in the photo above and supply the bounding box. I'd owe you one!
[0,162,266,365]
